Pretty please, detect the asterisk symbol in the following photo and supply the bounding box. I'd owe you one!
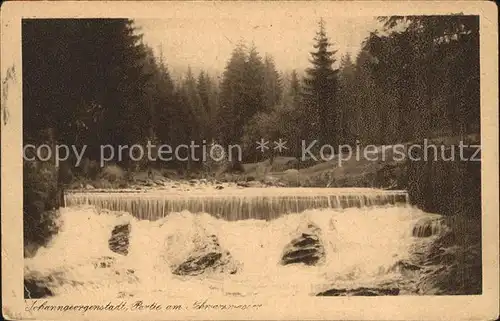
[256,138,269,153]
[273,138,288,152]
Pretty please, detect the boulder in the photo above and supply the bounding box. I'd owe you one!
[24,269,73,299]
[388,260,421,278]
[108,223,130,255]
[317,287,400,296]
[412,217,447,237]
[154,179,165,185]
[24,271,54,298]
[390,260,421,272]
[172,234,238,276]
[281,223,325,266]
[283,169,299,182]
[264,175,279,186]
[92,256,116,269]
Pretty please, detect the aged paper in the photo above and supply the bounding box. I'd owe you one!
[1,1,499,320]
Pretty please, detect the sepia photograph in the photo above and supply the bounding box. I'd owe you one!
[1,1,499,320]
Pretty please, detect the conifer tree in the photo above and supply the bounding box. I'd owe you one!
[337,53,357,144]
[197,71,219,140]
[302,18,339,147]
[263,55,283,109]
[243,44,267,121]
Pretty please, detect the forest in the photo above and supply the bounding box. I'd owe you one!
[23,16,480,169]
[17,15,486,300]
[22,16,480,248]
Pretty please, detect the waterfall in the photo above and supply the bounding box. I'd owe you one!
[412,217,448,237]
[25,204,434,298]
[64,188,409,221]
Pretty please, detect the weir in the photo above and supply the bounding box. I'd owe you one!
[64,187,409,221]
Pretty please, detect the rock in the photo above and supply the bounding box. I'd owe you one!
[412,217,447,237]
[236,181,250,188]
[388,260,421,277]
[215,185,224,190]
[392,260,421,271]
[162,169,178,179]
[154,179,165,185]
[284,168,299,175]
[85,184,95,190]
[172,234,238,276]
[24,273,54,298]
[317,287,400,296]
[24,242,40,258]
[24,267,86,299]
[92,256,116,269]
[24,269,72,299]
[282,169,300,186]
[118,181,128,188]
[264,175,278,185]
[108,223,130,255]
[285,158,299,167]
[245,180,264,188]
[281,223,325,266]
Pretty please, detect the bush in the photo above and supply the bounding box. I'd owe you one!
[23,162,61,253]
[93,179,114,189]
[99,164,125,183]
[80,158,100,180]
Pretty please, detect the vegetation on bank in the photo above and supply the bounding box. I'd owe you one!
[23,17,479,170]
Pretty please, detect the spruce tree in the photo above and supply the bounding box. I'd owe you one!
[263,55,283,109]
[218,43,248,147]
[338,53,357,144]
[302,18,339,147]
[244,44,266,121]
[288,70,302,105]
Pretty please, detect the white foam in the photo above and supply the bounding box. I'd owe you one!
[25,205,433,298]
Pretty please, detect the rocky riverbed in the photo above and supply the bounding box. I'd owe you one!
[24,202,480,299]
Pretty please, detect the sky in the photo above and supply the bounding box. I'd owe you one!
[135,11,383,78]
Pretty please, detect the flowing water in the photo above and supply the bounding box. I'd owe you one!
[26,188,443,299]
[64,187,409,220]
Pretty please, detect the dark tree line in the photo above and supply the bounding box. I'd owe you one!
[23,16,480,171]
[22,16,480,250]
[340,15,481,145]
[237,16,480,160]
[23,19,220,171]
